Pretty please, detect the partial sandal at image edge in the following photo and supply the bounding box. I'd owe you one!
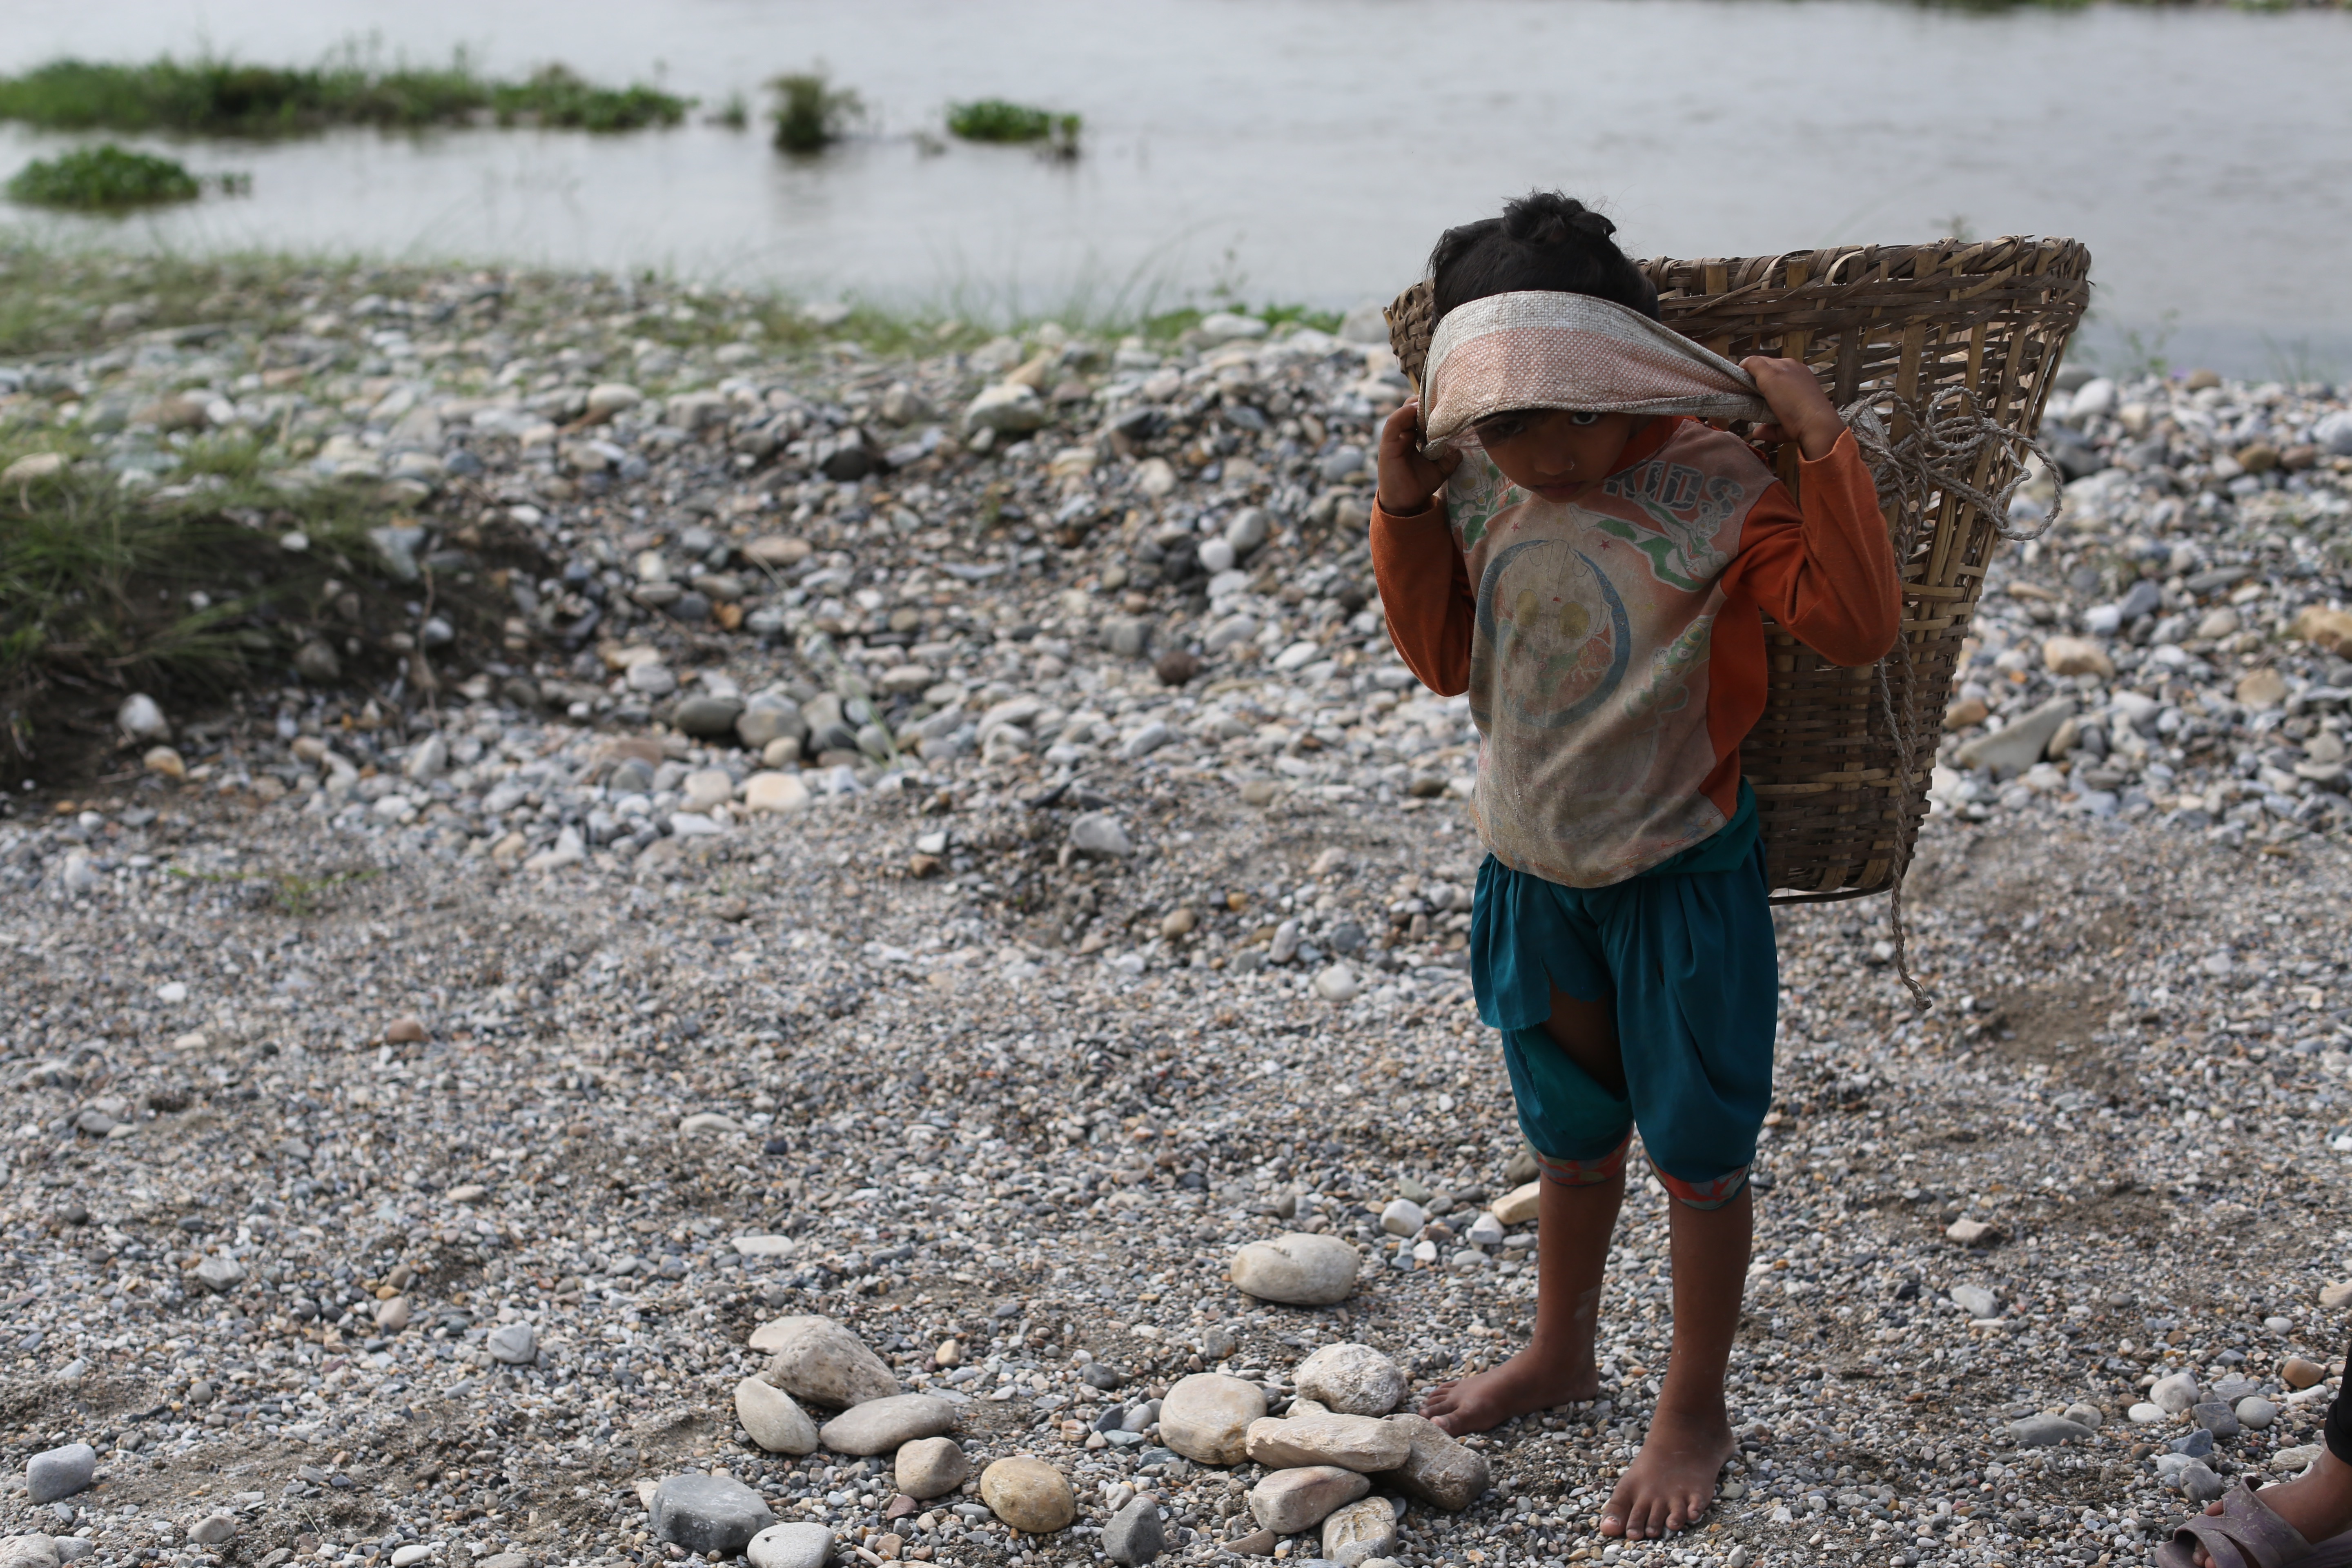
[2158,1481,2352,1568]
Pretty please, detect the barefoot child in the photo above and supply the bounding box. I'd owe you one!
[1370,192,1900,1541]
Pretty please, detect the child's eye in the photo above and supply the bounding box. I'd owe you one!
[1568,412,1601,427]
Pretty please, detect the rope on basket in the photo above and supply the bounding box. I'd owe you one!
[1836,386,2065,1008]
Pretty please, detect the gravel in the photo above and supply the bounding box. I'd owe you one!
[5,273,2352,1566]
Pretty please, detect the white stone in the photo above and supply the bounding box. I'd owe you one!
[964,383,1047,434]
[1244,1412,1411,1472]
[1230,1233,1359,1305]
[751,1316,900,1408]
[1247,1466,1370,1534]
[1313,963,1362,1002]
[1294,1343,1408,1416]
[744,772,812,814]
[587,383,644,418]
[116,693,169,740]
[735,1377,819,1455]
[1159,1374,1267,1465]
[746,1523,833,1568]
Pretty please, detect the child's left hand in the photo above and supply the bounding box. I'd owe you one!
[1741,355,1846,462]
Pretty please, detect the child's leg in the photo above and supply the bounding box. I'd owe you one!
[1425,987,1626,1434]
[1600,1182,1749,1539]
[1596,846,1775,1539]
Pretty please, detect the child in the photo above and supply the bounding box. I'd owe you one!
[1370,192,1900,1541]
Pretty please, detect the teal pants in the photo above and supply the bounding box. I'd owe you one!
[1470,835,1777,1208]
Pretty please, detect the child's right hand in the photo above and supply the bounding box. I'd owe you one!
[1375,399,1460,516]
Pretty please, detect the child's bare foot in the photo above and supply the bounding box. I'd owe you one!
[1420,1343,1599,1435]
[1597,1403,1738,1540]
[2175,1448,2352,1566]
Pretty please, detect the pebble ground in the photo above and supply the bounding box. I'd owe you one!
[4,263,2352,1568]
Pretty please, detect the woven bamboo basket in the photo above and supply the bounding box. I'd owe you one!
[1385,235,2091,902]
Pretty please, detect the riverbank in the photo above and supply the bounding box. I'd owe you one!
[2,251,2350,1568]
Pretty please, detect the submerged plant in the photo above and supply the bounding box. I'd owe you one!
[6,145,203,208]
[0,48,684,137]
[946,98,1080,155]
[768,69,861,152]
[490,65,689,132]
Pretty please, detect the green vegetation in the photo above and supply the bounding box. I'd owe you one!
[946,99,1080,154]
[768,70,862,152]
[0,50,687,138]
[167,864,380,915]
[489,66,688,132]
[7,145,203,209]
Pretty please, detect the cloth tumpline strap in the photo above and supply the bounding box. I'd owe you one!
[1421,290,1772,447]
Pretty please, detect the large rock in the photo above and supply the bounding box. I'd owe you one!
[2151,1372,2202,1416]
[1068,813,1133,859]
[0,1536,60,1568]
[979,1455,1074,1533]
[744,771,812,815]
[964,383,1048,434]
[651,1474,777,1556]
[1293,1343,1407,1416]
[673,695,745,739]
[1953,696,2075,779]
[737,698,806,750]
[1491,1181,1543,1225]
[2040,636,2114,678]
[1374,1414,1489,1511]
[1159,1374,1267,1465]
[25,1444,95,1504]
[1247,1466,1372,1534]
[895,1436,969,1499]
[746,1522,833,1568]
[751,1316,899,1408]
[735,1377,819,1454]
[2010,1414,2095,1448]
[817,1394,956,1456]
[1231,1233,1359,1305]
[1103,1495,1166,1565]
[1322,1495,1402,1566]
[1244,1413,1412,1473]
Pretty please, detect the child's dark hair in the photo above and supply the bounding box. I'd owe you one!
[1429,191,1658,323]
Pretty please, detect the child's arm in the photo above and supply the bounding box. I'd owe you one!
[1371,400,1474,695]
[1723,359,1902,667]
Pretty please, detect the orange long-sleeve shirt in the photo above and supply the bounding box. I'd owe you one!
[1370,415,1898,887]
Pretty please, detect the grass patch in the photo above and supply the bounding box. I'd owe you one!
[768,70,862,152]
[489,65,689,132]
[0,424,538,788]
[7,145,204,209]
[0,49,687,138]
[946,98,1080,154]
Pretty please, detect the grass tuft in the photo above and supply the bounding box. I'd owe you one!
[768,69,861,152]
[490,65,689,132]
[0,49,687,138]
[6,145,204,208]
[946,99,1080,154]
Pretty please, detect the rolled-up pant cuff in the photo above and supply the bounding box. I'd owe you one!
[1653,1159,1750,1210]
[1532,1131,1633,1187]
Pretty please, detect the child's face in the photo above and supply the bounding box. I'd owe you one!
[1472,409,1646,505]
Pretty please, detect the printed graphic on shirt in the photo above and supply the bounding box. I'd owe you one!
[1595,455,1742,591]
[1471,539,1630,733]
[1445,424,1776,886]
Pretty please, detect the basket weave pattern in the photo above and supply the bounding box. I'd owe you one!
[1385,237,2091,900]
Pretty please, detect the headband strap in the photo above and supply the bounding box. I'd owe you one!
[1421,290,1772,446]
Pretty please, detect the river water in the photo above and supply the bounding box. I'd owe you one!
[2,0,2347,377]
